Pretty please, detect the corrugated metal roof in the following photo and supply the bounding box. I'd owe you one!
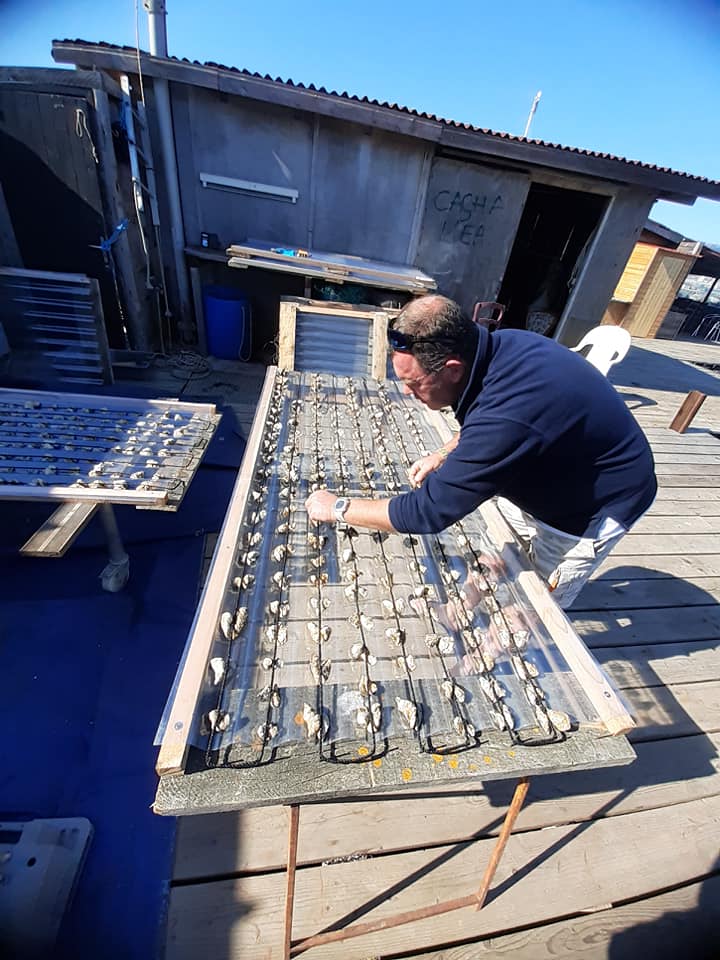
[53,39,719,188]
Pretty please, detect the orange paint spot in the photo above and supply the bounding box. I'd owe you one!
[468,763,479,773]
[358,745,369,757]
[401,768,413,782]
[448,757,459,770]
[432,753,444,764]
[294,711,304,726]
[507,750,516,758]
[372,758,382,768]
[483,755,492,764]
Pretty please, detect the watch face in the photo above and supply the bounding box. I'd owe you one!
[334,498,349,517]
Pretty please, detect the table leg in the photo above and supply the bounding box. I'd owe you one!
[475,776,530,909]
[290,777,531,956]
[283,804,301,960]
[99,504,130,592]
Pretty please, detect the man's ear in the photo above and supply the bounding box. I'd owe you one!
[443,358,466,383]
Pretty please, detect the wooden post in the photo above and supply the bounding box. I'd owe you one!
[278,301,298,370]
[669,390,706,433]
[371,312,389,380]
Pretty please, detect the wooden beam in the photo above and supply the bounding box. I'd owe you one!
[0,485,167,506]
[278,301,297,370]
[280,297,399,319]
[669,391,707,433]
[0,386,217,416]
[155,366,279,776]
[371,312,388,380]
[20,501,99,557]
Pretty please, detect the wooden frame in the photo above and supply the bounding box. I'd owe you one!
[228,242,436,290]
[156,367,279,775]
[277,297,392,381]
[228,252,433,293]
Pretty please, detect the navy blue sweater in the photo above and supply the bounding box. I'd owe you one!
[388,326,657,538]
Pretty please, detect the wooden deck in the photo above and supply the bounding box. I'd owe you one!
[164,337,720,959]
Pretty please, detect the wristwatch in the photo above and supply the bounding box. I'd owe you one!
[333,497,350,524]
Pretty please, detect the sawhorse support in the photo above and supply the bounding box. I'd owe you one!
[282,776,531,959]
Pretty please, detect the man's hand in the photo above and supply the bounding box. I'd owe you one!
[305,489,337,524]
[408,451,446,488]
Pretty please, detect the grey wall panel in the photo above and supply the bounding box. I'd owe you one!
[310,119,428,263]
[415,158,530,313]
[177,88,314,249]
[556,187,655,346]
[294,313,373,377]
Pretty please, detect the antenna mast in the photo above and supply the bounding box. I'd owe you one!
[523,90,542,139]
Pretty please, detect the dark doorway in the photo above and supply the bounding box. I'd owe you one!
[0,90,124,343]
[497,183,607,335]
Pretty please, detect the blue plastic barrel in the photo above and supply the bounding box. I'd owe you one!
[202,285,252,361]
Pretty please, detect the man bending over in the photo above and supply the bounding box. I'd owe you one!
[305,295,656,609]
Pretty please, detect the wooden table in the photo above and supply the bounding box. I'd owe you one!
[154,368,635,956]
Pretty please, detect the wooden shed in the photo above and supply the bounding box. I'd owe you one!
[2,42,709,352]
[604,240,700,338]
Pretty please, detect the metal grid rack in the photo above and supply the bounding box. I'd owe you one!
[0,387,221,510]
[155,368,634,811]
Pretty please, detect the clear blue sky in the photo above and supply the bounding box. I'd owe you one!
[3,0,719,243]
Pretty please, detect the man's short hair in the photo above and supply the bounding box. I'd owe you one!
[392,295,478,373]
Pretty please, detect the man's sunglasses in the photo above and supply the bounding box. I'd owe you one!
[387,329,457,353]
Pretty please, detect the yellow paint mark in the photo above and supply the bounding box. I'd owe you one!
[448,757,459,770]
[294,711,304,726]
[507,750,516,758]
[468,763,479,773]
[483,755,492,764]
[372,758,382,768]
[432,753,444,764]
[357,745,370,757]
[401,768,413,782]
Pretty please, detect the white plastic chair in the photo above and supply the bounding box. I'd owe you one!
[569,325,631,376]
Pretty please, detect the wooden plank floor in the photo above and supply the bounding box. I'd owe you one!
[164,337,720,960]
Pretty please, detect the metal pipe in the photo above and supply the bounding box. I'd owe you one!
[142,0,194,342]
[143,0,168,58]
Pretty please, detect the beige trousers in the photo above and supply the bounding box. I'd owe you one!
[496,497,628,610]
